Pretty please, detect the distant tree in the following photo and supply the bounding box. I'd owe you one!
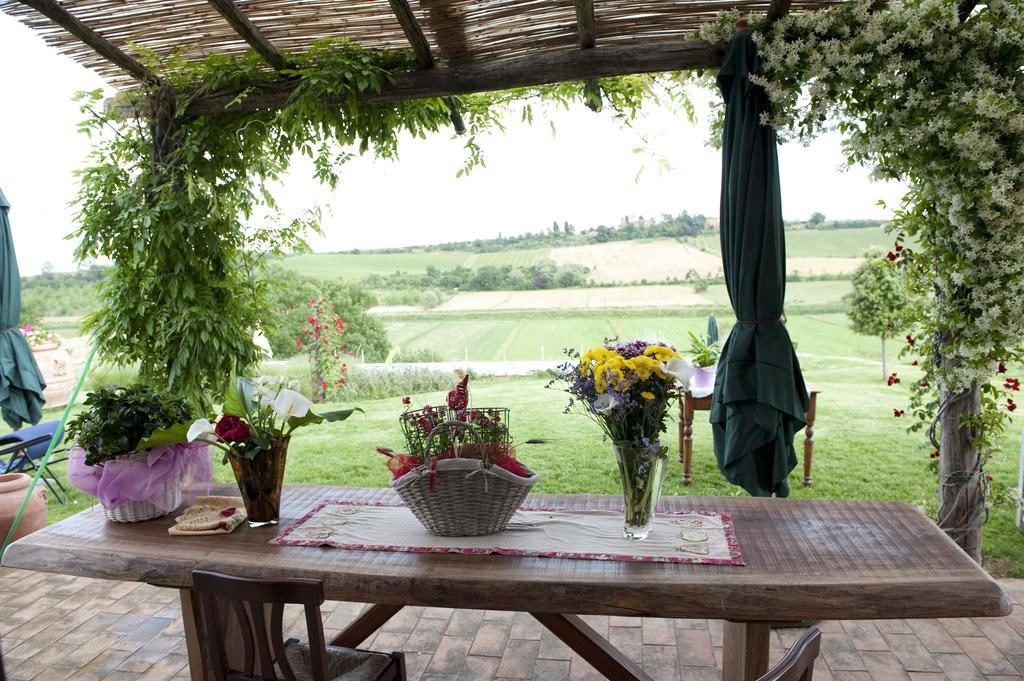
[551,220,560,234]
[563,221,573,235]
[594,225,612,243]
[40,261,55,278]
[808,211,827,228]
[845,248,911,380]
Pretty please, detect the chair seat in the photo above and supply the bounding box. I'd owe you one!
[283,640,393,681]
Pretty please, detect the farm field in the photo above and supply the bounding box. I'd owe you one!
[283,249,474,281]
[683,226,890,258]
[464,248,550,268]
[433,284,713,312]
[281,227,887,284]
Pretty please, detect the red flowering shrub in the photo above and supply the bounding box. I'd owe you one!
[301,297,350,402]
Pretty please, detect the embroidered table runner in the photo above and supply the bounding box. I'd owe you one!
[274,501,744,565]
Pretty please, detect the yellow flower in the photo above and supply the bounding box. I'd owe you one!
[641,391,655,400]
[580,347,615,377]
[643,345,681,363]
[626,355,660,380]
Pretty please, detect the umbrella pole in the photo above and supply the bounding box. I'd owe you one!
[1,345,96,558]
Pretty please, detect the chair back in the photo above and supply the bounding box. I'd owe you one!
[758,627,821,681]
[192,570,330,681]
[0,420,62,464]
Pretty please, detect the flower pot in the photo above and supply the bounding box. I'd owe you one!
[31,342,74,408]
[229,437,289,527]
[103,477,181,523]
[612,441,668,540]
[0,473,47,542]
[691,366,716,392]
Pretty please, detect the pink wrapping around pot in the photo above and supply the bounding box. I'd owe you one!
[67,442,213,511]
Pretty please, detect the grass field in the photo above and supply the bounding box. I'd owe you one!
[683,227,891,258]
[23,314,1023,576]
[281,228,888,284]
[464,249,550,268]
[283,250,474,281]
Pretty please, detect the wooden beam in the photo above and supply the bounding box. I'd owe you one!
[206,0,290,71]
[14,0,160,83]
[574,0,597,48]
[766,0,794,23]
[385,0,465,133]
[184,40,723,117]
[573,0,601,112]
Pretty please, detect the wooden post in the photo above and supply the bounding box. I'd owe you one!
[938,384,983,562]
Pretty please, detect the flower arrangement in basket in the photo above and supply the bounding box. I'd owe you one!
[66,384,211,523]
[378,375,538,537]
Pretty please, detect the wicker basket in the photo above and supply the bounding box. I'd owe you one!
[391,419,537,536]
[103,478,183,523]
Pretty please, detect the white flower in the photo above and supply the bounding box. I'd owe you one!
[661,357,698,385]
[187,419,215,443]
[253,330,272,358]
[273,388,312,419]
[288,379,301,391]
[592,393,620,414]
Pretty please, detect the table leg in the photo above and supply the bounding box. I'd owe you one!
[532,613,653,681]
[803,393,818,487]
[329,603,404,647]
[680,393,694,485]
[721,621,770,681]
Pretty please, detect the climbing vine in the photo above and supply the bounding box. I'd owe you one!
[73,38,695,405]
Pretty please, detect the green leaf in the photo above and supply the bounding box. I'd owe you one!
[286,407,362,432]
[135,422,191,451]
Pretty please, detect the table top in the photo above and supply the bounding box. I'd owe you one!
[2,486,1011,622]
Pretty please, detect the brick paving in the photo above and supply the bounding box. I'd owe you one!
[0,568,1020,681]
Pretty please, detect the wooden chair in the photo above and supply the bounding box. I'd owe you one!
[192,570,405,681]
[758,627,821,680]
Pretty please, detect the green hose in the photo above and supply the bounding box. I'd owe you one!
[1,345,96,559]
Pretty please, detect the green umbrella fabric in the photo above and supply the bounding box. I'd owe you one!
[0,186,46,429]
[709,32,808,498]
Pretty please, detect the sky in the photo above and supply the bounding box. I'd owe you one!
[0,12,908,276]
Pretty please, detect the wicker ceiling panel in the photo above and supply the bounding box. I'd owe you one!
[0,0,843,88]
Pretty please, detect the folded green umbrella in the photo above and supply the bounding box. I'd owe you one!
[0,186,47,429]
[709,32,809,497]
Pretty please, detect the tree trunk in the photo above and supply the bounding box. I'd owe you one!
[881,335,887,382]
[938,384,984,562]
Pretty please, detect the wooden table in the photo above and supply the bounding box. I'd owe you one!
[679,389,821,486]
[2,485,1011,681]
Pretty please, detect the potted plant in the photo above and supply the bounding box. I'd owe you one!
[188,376,359,527]
[687,329,721,392]
[66,384,211,523]
[23,324,75,407]
[554,340,695,540]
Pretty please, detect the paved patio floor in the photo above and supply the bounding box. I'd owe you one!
[0,569,1021,681]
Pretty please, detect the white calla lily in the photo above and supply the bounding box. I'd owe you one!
[288,379,301,391]
[187,418,215,443]
[661,357,698,386]
[273,388,312,419]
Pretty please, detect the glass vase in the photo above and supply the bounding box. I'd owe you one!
[613,441,668,540]
[229,436,289,527]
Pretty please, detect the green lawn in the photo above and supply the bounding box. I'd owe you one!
[10,311,1022,577]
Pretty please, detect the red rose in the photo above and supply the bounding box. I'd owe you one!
[215,415,251,443]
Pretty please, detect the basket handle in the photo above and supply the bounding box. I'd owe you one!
[421,418,491,465]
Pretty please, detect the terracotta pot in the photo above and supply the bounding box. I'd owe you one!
[0,473,47,542]
[31,341,74,408]
[229,437,289,528]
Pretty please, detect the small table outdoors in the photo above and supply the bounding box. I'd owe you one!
[2,485,1010,681]
[679,388,821,486]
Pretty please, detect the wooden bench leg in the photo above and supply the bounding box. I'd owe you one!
[532,613,653,681]
[330,604,404,648]
[721,621,770,681]
[680,393,694,485]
